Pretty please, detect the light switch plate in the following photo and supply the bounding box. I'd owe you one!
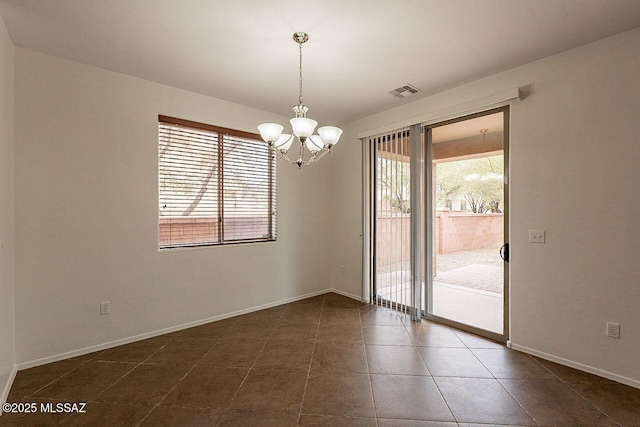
[529,230,546,243]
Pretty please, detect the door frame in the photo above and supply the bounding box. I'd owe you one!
[422,106,510,343]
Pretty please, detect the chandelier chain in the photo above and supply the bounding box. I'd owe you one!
[298,40,303,105]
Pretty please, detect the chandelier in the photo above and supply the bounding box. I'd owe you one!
[258,32,343,168]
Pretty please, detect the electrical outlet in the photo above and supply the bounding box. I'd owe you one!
[606,322,620,339]
[529,230,546,243]
[100,301,111,315]
[340,265,345,274]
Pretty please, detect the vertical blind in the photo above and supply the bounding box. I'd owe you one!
[158,115,276,248]
[371,127,412,313]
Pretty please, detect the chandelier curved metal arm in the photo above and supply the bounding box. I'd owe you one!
[258,32,343,169]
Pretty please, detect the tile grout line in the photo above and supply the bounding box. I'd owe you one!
[491,376,541,427]
[465,345,497,380]
[463,344,541,426]
[23,350,103,400]
[134,300,316,425]
[527,356,621,424]
[402,315,434,378]
[360,304,380,427]
[221,309,283,416]
[402,315,457,425]
[29,349,152,424]
[27,336,181,425]
[92,334,183,404]
[472,347,623,426]
[134,316,243,427]
[296,294,325,425]
[562,381,622,424]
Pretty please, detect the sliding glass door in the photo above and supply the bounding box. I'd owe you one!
[424,107,509,341]
[366,107,509,341]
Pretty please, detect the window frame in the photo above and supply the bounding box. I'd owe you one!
[158,115,277,249]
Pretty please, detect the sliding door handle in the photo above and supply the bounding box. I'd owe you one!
[500,243,509,262]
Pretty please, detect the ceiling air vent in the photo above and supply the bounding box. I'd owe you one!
[389,84,421,98]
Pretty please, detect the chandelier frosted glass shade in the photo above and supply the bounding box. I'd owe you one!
[259,114,342,167]
[318,126,343,146]
[290,117,317,139]
[274,133,293,151]
[257,123,284,143]
[305,135,324,153]
[257,32,343,168]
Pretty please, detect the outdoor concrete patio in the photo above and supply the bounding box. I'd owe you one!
[376,248,504,334]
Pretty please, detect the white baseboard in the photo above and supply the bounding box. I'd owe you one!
[511,343,640,389]
[1,365,18,408]
[17,288,334,371]
[15,289,639,393]
[328,288,364,302]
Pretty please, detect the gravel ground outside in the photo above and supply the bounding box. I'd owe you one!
[377,243,503,275]
[435,242,503,272]
[376,243,504,295]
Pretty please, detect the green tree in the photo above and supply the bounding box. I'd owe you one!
[435,155,503,213]
[377,158,411,213]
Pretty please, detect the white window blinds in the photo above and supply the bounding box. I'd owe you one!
[158,115,276,248]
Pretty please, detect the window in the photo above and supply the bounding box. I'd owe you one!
[158,115,276,248]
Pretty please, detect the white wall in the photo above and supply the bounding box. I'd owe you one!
[330,28,640,384]
[14,48,332,365]
[0,13,15,402]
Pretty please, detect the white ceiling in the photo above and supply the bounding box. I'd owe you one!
[432,112,503,143]
[1,1,639,125]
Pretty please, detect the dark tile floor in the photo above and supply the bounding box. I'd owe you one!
[2,292,639,426]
